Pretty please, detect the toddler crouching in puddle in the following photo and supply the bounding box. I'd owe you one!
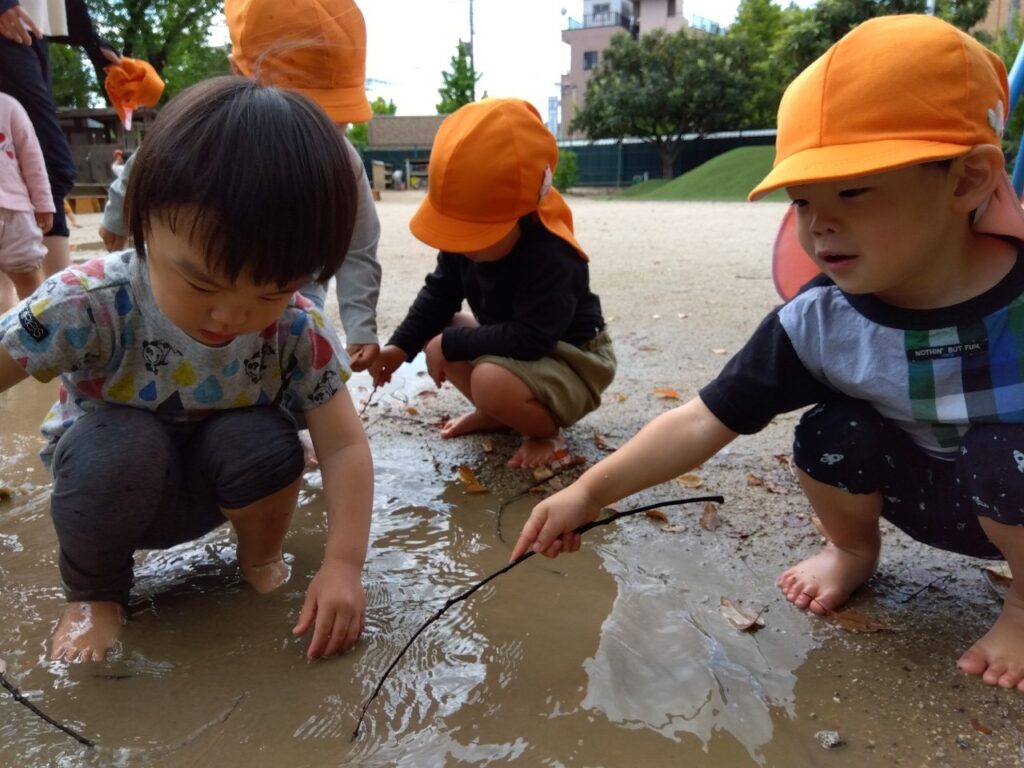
[514,15,1024,691]
[0,77,372,663]
[370,99,616,468]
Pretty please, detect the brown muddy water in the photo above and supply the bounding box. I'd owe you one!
[3,204,1024,767]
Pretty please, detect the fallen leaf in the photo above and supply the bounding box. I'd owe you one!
[481,438,494,453]
[970,718,993,736]
[406,406,419,416]
[416,390,437,399]
[593,432,617,452]
[711,348,728,355]
[828,609,888,633]
[457,465,488,494]
[617,394,628,402]
[528,485,546,494]
[746,473,763,486]
[677,473,703,489]
[982,563,1013,586]
[655,388,680,399]
[532,466,555,482]
[699,501,721,531]
[645,509,669,523]
[637,345,657,352]
[719,597,765,632]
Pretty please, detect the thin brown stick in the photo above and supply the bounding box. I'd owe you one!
[358,384,380,417]
[1,667,94,747]
[353,494,725,739]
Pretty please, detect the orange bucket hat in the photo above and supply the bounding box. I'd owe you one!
[410,98,586,259]
[225,0,372,124]
[750,14,1024,299]
[103,57,164,130]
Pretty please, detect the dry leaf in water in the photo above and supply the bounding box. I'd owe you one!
[719,597,765,632]
[654,388,680,399]
[406,406,419,416]
[457,465,488,494]
[677,473,703,489]
[829,609,887,633]
[982,563,1012,586]
[699,502,721,531]
[645,509,669,523]
[617,393,628,402]
[970,718,993,736]
[746,473,763,486]
[481,438,494,453]
[593,432,617,452]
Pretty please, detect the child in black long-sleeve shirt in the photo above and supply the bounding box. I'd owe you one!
[371,99,616,468]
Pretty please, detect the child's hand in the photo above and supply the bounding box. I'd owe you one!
[424,334,446,387]
[99,226,128,252]
[369,345,407,386]
[346,343,380,372]
[34,212,52,233]
[292,558,366,660]
[510,483,603,560]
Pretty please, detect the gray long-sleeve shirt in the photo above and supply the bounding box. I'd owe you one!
[102,135,382,345]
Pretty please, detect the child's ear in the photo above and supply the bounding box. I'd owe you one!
[951,145,1005,213]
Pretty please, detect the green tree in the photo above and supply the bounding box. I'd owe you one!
[436,41,480,114]
[48,45,94,109]
[726,0,787,128]
[571,29,749,179]
[51,0,226,107]
[552,149,578,191]
[347,97,398,152]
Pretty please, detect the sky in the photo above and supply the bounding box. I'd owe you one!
[357,1,814,118]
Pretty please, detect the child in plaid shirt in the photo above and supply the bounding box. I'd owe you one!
[513,15,1024,691]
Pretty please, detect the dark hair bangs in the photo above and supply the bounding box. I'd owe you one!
[126,76,356,287]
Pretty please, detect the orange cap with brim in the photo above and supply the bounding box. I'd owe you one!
[752,14,1024,300]
[226,0,372,124]
[104,57,164,129]
[410,98,586,260]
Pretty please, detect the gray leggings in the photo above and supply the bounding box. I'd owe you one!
[49,406,304,605]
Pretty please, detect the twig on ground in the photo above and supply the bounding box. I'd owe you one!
[358,385,380,417]
[1,664,94,747]
[353,494,725,739]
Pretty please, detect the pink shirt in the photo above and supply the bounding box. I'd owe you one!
[0,93,54,214]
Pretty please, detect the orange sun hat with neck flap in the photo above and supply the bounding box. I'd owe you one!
[410,98,586,260]
[752,14,1024,300]
[104,57,164,130]
[225,0,372,124]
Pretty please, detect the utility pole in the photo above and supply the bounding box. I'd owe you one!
[469,0,476,100]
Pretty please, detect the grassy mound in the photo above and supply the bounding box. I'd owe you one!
[625,145,788,202]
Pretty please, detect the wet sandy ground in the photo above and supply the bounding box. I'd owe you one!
[2,199,1023,766]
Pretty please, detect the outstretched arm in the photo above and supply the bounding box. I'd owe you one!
[510,396,737,560]
[295,385,372,659]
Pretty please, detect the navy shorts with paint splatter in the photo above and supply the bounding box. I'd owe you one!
[792,399,1024,559]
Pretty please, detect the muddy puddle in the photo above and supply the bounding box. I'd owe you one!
[2,351,1024,767]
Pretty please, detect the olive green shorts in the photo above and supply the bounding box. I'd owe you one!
[474,330,616,428]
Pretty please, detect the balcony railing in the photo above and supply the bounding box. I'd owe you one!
[566,11,632,31]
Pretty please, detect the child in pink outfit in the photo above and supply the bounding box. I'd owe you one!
[0,92,54,313]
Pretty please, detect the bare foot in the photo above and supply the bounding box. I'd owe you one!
[957,587,1024,690]
[777,542,879,616]
[299,429,318,470]
[240,557,291,594]
[507,430,566,469]
[440,409,504,439]
[50,601,125,662]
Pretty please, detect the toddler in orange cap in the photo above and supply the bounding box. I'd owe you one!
[370,98,616,468]
[512,14,1024,691]
[101,0,382,372]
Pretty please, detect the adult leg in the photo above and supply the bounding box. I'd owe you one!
[954,425,1024,689]
[0,38,76,275]
[191,407,304,593]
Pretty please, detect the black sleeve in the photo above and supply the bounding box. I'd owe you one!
[386,253,465,359]
[699,309,835,434]
[0,1,17,16]
[49,0,118,82]
[441,242,584,361]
